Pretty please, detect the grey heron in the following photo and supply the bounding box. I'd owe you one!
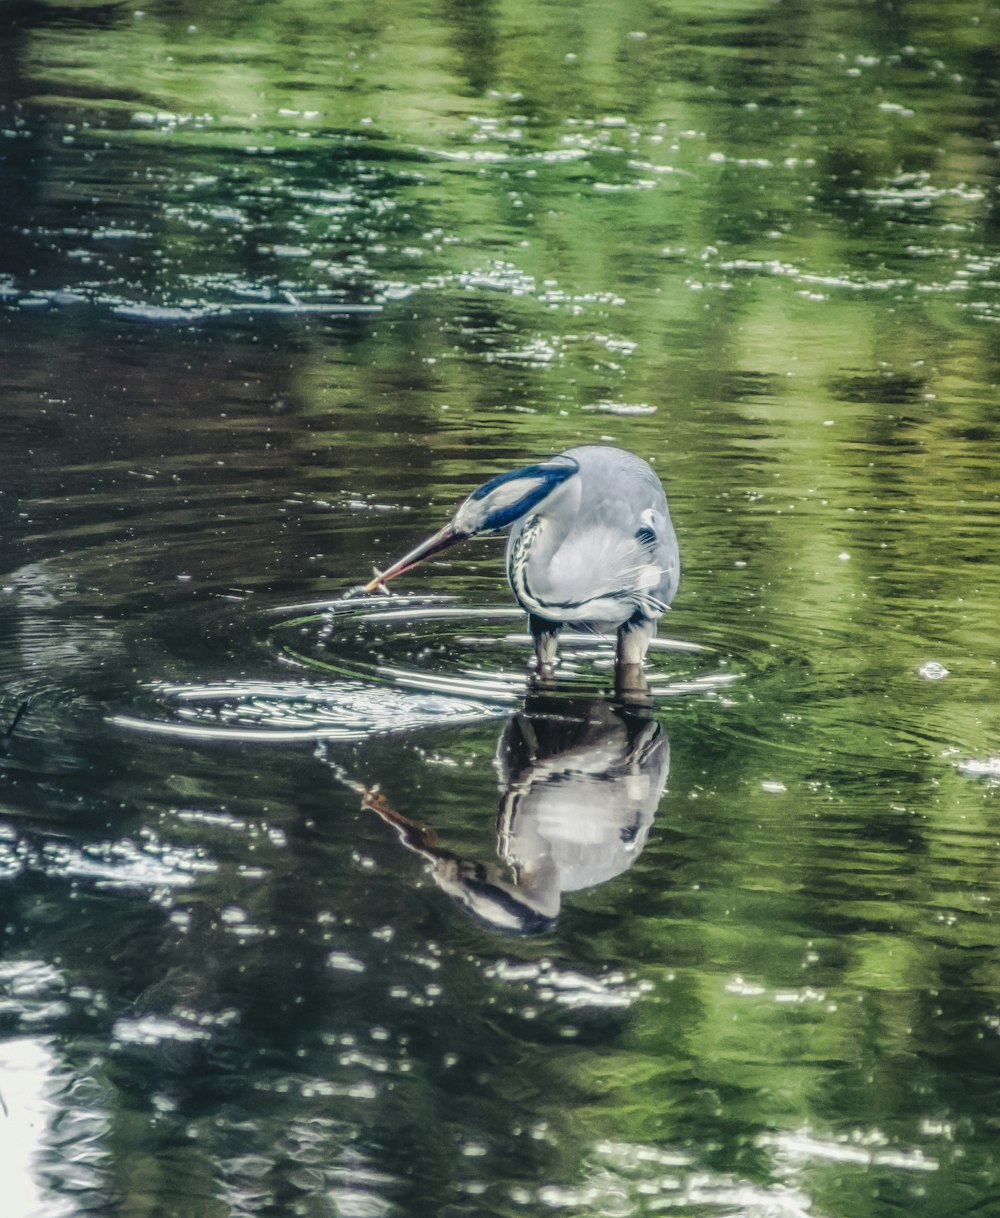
[365,445,680,677]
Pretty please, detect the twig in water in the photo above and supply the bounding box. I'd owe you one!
[0,702,28,757]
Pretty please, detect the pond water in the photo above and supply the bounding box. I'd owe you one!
[2,1,1000,1215]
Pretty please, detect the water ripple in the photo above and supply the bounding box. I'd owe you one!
[113,678,504,742]
[113,596,734,742]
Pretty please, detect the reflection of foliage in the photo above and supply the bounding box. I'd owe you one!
[1,0,1000,1215]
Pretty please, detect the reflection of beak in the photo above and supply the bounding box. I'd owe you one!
[363,523,465,593]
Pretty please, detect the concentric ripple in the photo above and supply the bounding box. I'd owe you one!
[113,595,738,742]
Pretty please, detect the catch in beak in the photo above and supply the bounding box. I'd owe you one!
[363,522,467,593]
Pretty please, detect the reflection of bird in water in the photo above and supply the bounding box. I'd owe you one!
[365,446,679,684]
[352,695,669,935]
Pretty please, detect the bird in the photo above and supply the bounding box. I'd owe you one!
[364,445,680,678]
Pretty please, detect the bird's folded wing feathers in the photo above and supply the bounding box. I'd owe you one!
[543,527,669,610]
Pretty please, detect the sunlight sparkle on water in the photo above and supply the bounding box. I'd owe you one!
[3,4,1000,1216]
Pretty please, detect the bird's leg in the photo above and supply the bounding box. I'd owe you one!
[528,613,562,679]
[615,662,649,698]
[615,613,655,695]
[616,611,655,665]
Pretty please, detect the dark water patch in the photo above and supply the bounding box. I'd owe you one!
[829,370,929,404]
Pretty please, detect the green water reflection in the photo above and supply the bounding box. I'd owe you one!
[2,1,1000,1216]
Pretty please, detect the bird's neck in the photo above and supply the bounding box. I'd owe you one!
[525,476,579,564]
[506,479,580,609]
[537,476,579,544]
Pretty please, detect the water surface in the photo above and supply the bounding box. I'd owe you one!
[2,2,1000,1216]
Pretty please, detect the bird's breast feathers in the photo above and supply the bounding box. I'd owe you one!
[508,519,671,623]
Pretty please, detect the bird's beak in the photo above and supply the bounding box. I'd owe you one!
[363,522,466,593]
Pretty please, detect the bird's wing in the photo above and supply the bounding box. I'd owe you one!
[544,524,669,615]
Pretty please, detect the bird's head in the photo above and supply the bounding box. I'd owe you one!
[364,454,578,592]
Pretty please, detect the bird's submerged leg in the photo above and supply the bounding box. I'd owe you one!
[528,613,562,678]
[615,612,655,694]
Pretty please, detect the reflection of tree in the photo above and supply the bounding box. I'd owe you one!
[354,693,670,933]
[2,0,1000,1213]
